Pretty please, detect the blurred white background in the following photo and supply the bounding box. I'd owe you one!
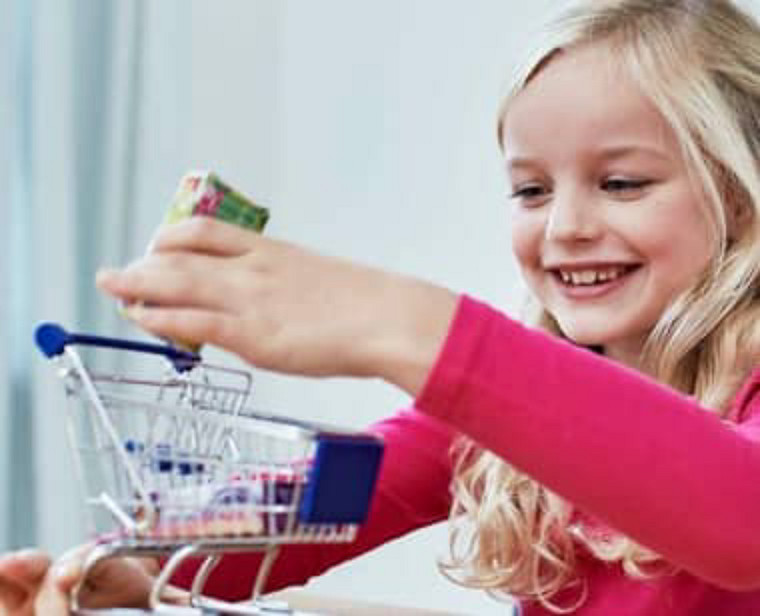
[0,1,571,613]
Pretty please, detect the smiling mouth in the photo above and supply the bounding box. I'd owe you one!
[550,264,642,290]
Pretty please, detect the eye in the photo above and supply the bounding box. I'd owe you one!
[600,177,652,194]
[509,183,551,204]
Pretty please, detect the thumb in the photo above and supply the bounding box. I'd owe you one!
[33,569,73,616]
[34,543,93,614]
[0,549,51,590]
[53,543,94,593]
[51,556,84,596]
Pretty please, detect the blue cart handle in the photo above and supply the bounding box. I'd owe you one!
[35,322,200,372]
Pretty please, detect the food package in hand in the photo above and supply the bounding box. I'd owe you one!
[165,171,269,232]
[129,171,270,354]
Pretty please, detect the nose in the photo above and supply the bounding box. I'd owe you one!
[545,188,602,243]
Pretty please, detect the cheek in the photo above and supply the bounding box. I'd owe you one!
[510,212,544,271]
[655,232,715,292]
[636,200,716,286]
[649,184,716,261]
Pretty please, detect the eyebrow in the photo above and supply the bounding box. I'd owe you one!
[597,144,672,163]
[505,157,545,172]
[505,144,672,172]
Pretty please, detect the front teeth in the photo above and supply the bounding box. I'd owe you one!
[559,266,628,286]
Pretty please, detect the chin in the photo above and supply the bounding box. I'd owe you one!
[553,321,616,348]
[563,333,606,348]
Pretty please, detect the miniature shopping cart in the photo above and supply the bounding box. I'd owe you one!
[35,323,384,615]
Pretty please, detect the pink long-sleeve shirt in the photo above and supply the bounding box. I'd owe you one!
[171,295,760,614]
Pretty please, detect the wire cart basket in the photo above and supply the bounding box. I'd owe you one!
[35,323,384,615]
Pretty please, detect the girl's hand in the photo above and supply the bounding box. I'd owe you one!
[96,218,458,396]
[0,545,176,614]
[0,549,50,615]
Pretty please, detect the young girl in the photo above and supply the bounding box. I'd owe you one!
[3,0,760,613]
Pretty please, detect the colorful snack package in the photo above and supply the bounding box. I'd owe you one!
[126,172,270,354]
[165,171,270,232]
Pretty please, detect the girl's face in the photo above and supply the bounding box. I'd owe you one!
[503,44,715,368]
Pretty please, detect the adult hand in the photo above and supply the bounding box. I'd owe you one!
[96,218,458,396]
[0,545,172,615]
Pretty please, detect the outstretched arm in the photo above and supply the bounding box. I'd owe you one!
[96,217,457,394]
[415,295,760,592]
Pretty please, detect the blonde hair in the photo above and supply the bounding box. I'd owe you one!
[440,1,760,611]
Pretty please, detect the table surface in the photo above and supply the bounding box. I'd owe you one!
[74,590,476,615]
[266,589,475,615]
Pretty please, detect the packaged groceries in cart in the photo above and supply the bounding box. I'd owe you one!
[35,322,384,615]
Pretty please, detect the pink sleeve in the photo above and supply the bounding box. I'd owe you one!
[169,410,454,600]
[415,294,760,591]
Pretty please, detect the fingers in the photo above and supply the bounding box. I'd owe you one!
[149,217,259,256]
[96,252,237,311]
[0,549,72,616]
[83,557,157,609]
[0,545,149,616]
[51,547,87,594]
[0,579,27,613]
[34,571,70,616]
[125,306,241,354]
[0,549,51,611]
[0,550,51,592]
[34,544,92,615]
